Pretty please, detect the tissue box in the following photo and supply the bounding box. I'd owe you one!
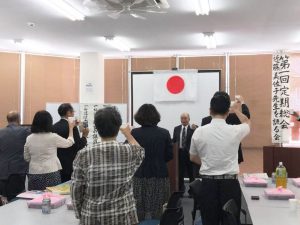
[292,178,300,187]
[27,194,66,209]
[243,177,268,187]
[66,200,73,210]
[264,188,295,200]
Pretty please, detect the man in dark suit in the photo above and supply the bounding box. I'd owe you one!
[201,95,250,164]
[173,113,197,193]
[0,111,30,203]
[52,103,89,182]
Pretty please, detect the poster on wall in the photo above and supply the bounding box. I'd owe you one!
[46,103,127,145]
[79,103,127,145]
[271,52,291,143]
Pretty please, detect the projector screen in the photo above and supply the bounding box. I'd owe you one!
[131,70,220,135]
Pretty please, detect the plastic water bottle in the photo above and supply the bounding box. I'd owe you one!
[275,162,288,188]
[42,193,51,214]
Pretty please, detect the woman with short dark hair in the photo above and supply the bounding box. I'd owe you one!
[71,107,145,225]
[24,110,75,190]
[131,104,173,221]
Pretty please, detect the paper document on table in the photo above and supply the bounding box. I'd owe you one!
[46,183,70,195]
[17,191,44,199]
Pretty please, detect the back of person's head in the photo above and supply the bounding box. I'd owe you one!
[210,91,230,116]
[31,110,53,133]
[94,107,122,138]
[58,103,74,117]
[134,104,161,126]
[7,111,20,124]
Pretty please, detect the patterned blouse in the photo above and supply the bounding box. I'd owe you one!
[71,140,145,225]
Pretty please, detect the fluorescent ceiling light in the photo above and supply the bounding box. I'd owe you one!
[103,37,130,52]
[44,0,85,21]
[203,32,216,49]
[194,0,210,15]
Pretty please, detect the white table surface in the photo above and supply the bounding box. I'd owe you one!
[0,197,79,225]
[240,178,300,225]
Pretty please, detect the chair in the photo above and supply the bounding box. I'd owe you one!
[167,191,184,208]
[160,207,184,225]
[188,179,202,224]
[222,199,239,225]
[159,191,185,225]
[222,199,247,225]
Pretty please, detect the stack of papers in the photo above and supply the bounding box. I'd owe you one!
[46,181,71,195]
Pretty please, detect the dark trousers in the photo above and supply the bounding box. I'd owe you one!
[178,149,195,192]
[60,170,71,183]
[199,178,241,225]
[0,174,26,201]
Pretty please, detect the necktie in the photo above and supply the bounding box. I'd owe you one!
[182,127,186,149]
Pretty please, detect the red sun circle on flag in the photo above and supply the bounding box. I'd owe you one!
[166,75,185,94]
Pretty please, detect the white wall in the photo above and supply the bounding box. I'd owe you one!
[79,53,104,103]
[131,71,220,135]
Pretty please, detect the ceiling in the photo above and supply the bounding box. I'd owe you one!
[0,0,300,57]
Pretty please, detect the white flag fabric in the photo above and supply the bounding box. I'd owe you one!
[153,73,198,102]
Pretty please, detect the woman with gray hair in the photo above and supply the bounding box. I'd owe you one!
[71,107,145,225]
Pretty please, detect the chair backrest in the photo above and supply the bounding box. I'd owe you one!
[189,179,202,209]
[167,191,184,208]
[222,199,239,225]
[189,179,202,198]
[160,207,184,225]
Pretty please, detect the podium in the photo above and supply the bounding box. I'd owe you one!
[167,143,179,193]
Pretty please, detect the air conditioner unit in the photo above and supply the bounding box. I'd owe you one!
[151,0,170,9]
[87,0,170,10]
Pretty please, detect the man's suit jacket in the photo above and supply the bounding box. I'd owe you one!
[52,119,87,176]
[0,124,30,180]
[172,125,195,152]
[201,104,250,164]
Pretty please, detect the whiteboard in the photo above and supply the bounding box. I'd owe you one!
[46,103,127,144]
[131,71,220,135]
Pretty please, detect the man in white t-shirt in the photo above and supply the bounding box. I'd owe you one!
[189,91,250,225]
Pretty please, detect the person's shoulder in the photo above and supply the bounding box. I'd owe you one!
[202,115,211,120]
[157,126,171,135]
[201,116,212,125]
[174,125,181,130]
[229,123,250,131]
[26,133,35,141]
[53,119,66,127]
[131,127,140,134]
[0,126,7,133]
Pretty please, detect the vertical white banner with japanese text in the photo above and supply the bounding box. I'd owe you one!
[272,52,290,143]
[80,104,127,145]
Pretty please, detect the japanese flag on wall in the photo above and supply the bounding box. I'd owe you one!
[153,73,198,102]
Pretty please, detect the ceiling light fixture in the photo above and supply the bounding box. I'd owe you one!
[44,0,85,21]
[203,32,216,49]
[12,39,24,45]
[195,0,210,15]
[103,36,130,52]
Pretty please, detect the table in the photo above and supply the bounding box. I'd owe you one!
[240,178,300,225]
[0,197,79,225]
